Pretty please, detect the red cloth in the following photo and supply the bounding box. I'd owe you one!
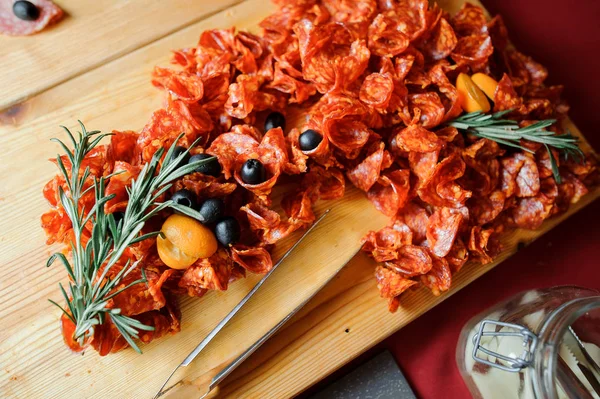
[386,201,600,398]
[385,2,600,397]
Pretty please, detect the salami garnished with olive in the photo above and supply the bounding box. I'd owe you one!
[240,159,267,185]
[13,1,39,21]
[189,153,222,177]
[2,0,64,36]
[170,189,197,209]
[214,217,241,246]
[198,198,224,224]
[299,129,323,151]
[264,111,286,132]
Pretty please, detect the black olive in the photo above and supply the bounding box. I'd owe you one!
[189,153,222,177]
[240,159,267,185]
[299,129,323,151]
[264,111,286,132]
[13,1,39,21]
[214,217,241,246]
[112,211,125,226]
[170,189,197,209]
[198,198,224,224]
[171,146,190,165]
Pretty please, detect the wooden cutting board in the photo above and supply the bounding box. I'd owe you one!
[0,1,598,398]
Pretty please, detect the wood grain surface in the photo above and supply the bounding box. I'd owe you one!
[0,0,597,398]
[0,0,244,111]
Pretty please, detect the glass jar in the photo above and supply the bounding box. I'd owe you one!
[456,286,600,398]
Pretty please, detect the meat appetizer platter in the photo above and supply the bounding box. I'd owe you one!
[0,0,598,398]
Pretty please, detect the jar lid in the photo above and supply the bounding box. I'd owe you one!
[472,319,538,372]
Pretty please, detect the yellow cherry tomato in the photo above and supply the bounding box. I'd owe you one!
[456,73,491,113]
[471,73,498,100]
[157,214,218,269]
[157,234,199,269]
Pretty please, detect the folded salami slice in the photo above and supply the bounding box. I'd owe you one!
[0,0,63,36]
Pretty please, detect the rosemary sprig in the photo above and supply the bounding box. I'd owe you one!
[47,122,213,353]
[448,110,584,184]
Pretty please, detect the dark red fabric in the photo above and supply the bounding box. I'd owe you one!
[481,0,600,150]
[386,200,600,398]
[384,2,600,397]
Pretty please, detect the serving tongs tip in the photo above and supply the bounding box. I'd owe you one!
[153,209,331,399]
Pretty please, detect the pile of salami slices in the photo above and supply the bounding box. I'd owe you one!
[42,0,598,354]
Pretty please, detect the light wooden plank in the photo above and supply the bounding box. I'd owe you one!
[0,0,243,111]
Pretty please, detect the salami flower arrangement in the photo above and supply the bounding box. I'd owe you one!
[42,0,597,355]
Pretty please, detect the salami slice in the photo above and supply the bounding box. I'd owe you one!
[0,0,63,36]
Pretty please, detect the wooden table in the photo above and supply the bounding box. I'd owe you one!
[1,1,598,398]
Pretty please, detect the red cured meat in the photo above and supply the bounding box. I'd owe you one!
[421,18,457,61]
[418,153,472,208]
[207,131,259,179]
[362,220,414,262]
[494,74,524,113]
[152,67,205,104]
[241,201,303,244]
[451,3,488,37]
[104,162,141,214]
[359,72,395,110]
[426,207,463,258]
[367,13,410,57]
[408,92,446,129]
[375,266,418,312]
[347,142,391,192]
[109,269,174,317]
[384,245,433,277]
[179,249,241,293]
[451,35,494,72]
[231,245,273,274]
[175,172,237,199]
[367,169,411,217]
[41,0,598,347]
[394,125,442,153]
[421,255,452,296]
[468,226,497,264]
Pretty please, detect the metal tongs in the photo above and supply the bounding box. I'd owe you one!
[560,326,600,397]
[153,210,330,399]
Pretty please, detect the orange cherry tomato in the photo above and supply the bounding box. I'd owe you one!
[157,214,218,269]
[456,73,491,113]
[471,73,498,100]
